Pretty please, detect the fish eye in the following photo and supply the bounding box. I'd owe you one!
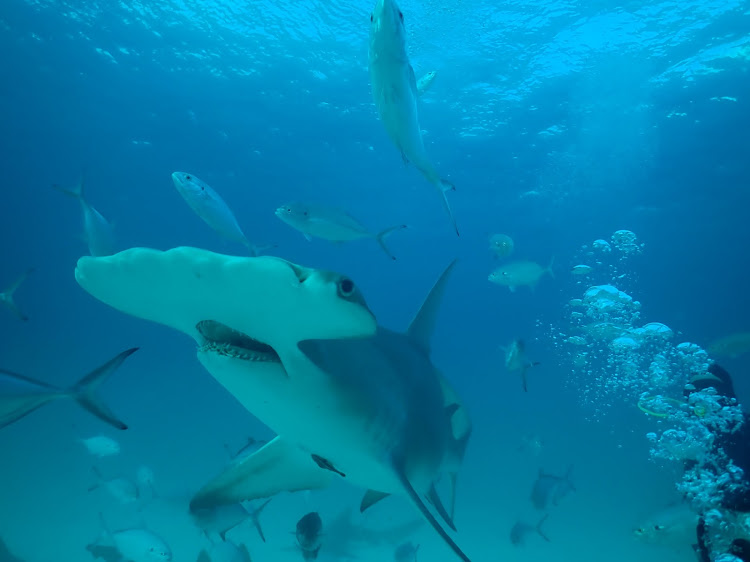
[338,278,355,297]
[185,175,191,180]
[370,13,373,22]
[303,211,308,216]
[654,525,664,531]
[398,10,403,21]
[502,271,509,276]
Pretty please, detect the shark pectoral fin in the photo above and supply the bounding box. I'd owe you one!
[427,483,457,531]
[190,436,332,510]
[406,260,458,354]
[360,489,391,513]
[393,462,472,562]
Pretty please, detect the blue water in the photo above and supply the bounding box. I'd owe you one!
[1,0,748,560]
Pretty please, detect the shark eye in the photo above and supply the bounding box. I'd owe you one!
[370,13,373,22]
[338,278,355,297]
[399,11,403,21]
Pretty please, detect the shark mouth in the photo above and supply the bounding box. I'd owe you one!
[196,320,281,363]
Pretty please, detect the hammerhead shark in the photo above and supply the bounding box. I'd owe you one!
[74,247,473,561]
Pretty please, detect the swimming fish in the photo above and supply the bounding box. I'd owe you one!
[81,435,122,457]
[225,436,267,460]
[501,339,540,392]
[489,234,514,258]
[54,180,115,257]
[136,466,158,500]
[191,499,271,542]
[394,540,420,561]
[416,71,437,96]
[0,349,136,431]
[570,264,593,275]
[708,332,750,359]
[91,514,172,562]
[633,502,699,547]
[0,269,34,322]
[530,467,575,511]
[89,467,139,505]
[488,259,554,292]
[296,512,323,561]
[509,515,550,546]
[369,0,459,236]
[275,202,407,260]
[172,172,268,256]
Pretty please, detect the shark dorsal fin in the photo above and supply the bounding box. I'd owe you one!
[407,260,458,354]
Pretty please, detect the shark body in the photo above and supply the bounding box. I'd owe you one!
[74,247,472,562]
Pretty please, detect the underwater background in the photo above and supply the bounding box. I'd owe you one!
[1,0,749,561]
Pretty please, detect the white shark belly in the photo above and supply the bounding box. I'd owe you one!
[198,351,404,495]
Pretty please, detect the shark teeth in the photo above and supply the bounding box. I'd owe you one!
[196,320,280,363]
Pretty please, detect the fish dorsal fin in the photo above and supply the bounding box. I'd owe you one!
[406,260,458,354]
[360,489,390,513]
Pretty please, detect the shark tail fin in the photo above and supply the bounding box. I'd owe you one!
[393,462,472,562]
[250,498,272,542]
[546,257,555,279]
[521,369,528,392]
[536,514,551,542]
[54,179,85,201]
[69,348,138,431]
[438,179,459,237]
[375,224,408,260]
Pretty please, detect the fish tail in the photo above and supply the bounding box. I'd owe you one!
[536,515,551,542]
[375,224,408,260]
[53,179,85,201]
[437,179,459,236]
[4,268,34,298]
[521,369,528,392]
[247,242,278,257]
[251,498,272,542]
[240,238,259,257]
[69,348,138,431]
[547,256,555,279]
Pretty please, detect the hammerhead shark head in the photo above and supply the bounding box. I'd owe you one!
[74,247,473,561]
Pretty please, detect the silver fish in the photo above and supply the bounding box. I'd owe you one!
[0,348,136,431]
[509,515,550,546]
[501,339,540,392]
[55,180,115,257]
[93,514,171,562]
[172,172,269,256]
[415,71,437,96]
[0,268,34,322]
[191,499,271,542]
[89,466,139,505]
[530,467,575,511]
[275,202,407,260]
[369,0,459,236]
[296,512,323,561]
